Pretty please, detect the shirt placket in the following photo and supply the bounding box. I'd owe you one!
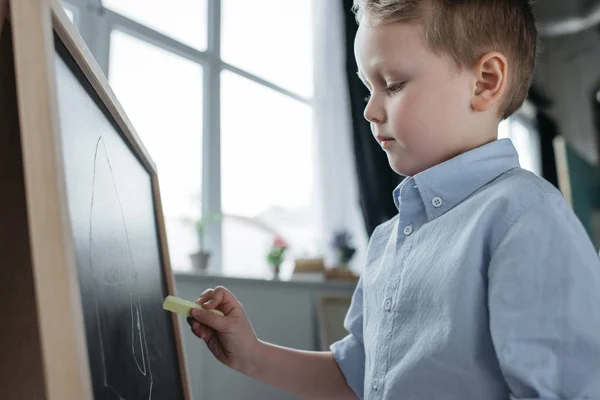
[368,190,419,399]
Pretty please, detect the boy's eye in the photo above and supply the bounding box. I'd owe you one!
[362,82,404,103]
[386,82,405,93]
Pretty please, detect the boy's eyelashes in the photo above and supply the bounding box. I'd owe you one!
[363,82,406,103]
[386,82,406,93]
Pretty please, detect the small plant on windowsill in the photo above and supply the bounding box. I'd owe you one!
[331,230,356,268]
[183,212,221,272]
[326,230,360,281]
[266,236,289,280]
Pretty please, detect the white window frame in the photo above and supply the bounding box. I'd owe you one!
[61,0,312,272]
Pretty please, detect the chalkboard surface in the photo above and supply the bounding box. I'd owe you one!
[54,38,185,400]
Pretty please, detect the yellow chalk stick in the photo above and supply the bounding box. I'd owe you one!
[163,295,224,317]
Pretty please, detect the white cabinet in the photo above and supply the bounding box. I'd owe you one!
[175,273,356,400]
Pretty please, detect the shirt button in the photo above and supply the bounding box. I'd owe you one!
[384,298,392,312]
[403,224,413,236]
[372,378,379,391]
[432,196,443,208]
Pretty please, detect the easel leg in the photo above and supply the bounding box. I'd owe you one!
[0,0,8,40]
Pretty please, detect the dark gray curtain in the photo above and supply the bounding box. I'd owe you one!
[341,0,402,235]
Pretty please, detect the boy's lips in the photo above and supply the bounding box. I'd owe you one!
[376,135,395,148]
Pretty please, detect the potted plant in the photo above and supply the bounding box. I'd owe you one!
[331,230,356,267]
[326,230,359,281]
[266,236,289,279]
[185,212,220,272]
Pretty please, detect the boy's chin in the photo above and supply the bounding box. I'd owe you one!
[388,156,422,177]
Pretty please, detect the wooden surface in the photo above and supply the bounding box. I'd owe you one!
[0,21,46,400]
[153,174,193,400]
[10,0,92,398]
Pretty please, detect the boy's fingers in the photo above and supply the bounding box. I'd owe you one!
[208,286,239,315]
[195,288,214,304]
[202,327,216,344]
[211,286,226,304]
[191,324,205,339]
[196,287,224,310]
[194,290,223,314]
[191,322,216,341]
[186,317,211,339]
[189,319,203,338]
[194,286,238,315]
[191,307,227,331]
[202,299,218,309]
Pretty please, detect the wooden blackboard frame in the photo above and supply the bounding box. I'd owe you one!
[2,0,191,398]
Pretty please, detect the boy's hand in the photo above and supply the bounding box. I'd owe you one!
[187,286,260,373]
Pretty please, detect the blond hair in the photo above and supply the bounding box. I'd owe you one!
[353,0,538,119]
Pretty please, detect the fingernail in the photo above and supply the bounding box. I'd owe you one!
[191,308,202,318]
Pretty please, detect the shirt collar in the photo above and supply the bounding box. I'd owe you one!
[393,139,521,221]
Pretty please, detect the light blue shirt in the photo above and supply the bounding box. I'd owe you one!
[331,139,600,399]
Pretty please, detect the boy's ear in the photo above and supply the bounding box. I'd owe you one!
[471,52,508,113]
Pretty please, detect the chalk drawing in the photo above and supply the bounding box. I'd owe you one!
[89,136,154,399]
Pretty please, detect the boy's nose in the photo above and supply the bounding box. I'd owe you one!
[363,96,385,124]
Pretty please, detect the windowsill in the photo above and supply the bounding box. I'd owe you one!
[174,269,358,290]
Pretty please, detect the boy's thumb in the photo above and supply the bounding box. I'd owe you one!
[191,307,225,330]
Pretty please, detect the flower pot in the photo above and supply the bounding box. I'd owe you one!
[271,263,281,280]
[189,251,210,272]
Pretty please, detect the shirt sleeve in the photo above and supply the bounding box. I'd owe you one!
[488,193,600,399]
[331,275,365,399]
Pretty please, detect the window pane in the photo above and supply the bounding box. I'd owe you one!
[221,0,313,98]
[498,118,542,175]
[221,70,314,278]
[109,30,204,270]
[103,0,207,51]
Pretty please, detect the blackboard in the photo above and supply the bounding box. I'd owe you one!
[0,1,190,397]
[53,26,185,400]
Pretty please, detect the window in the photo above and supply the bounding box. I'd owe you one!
[109,30,204,271]
[78,1,314,275]
[221,71,313,277]
[219,1,313,276]
[499,112,542,176]
[221,0,313,97]
[103,0,208,51]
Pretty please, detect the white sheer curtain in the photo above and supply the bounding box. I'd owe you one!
[311,0,368,273]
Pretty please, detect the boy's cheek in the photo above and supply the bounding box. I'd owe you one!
[389,98,423,136]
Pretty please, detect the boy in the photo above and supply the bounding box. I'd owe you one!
[188,0,600,398]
